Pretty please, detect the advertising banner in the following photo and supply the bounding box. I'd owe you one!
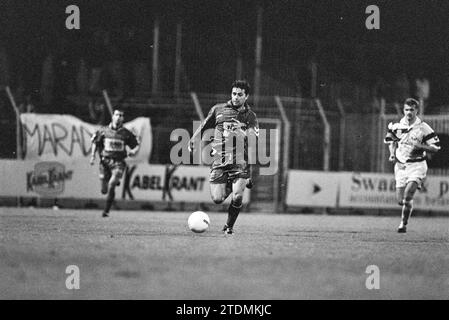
[0,160,249,204]
[286,171,342,207]
[20,114,152,163]
[286,170,449,212]
[120,164,250,203]
[0,159,100,198]
[339,172,449,211]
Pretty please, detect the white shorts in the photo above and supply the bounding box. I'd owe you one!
[394,161,427,189]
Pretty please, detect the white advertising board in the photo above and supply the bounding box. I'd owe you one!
[0,160,249,204]
[286,171,342,207]
[339,172,449,211]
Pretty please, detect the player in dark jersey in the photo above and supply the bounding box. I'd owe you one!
[189,80,259,234]
[90,109,139,217]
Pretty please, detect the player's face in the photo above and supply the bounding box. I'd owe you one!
[231,87,248,107]
[403,105,417,122]
[112,110,124,127]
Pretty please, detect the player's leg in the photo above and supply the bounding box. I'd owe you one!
[99,161,110,194]
[209,168,232,204]
[396,186,406,231]
[394,163,407,232]
[103,162,125,217]
[398,181,418,232]
[397,161,426,232]
[210,183,232,204]
[223,177,246,234]
[223,163,251,233]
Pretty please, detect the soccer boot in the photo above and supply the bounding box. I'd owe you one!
[222,224,234,235]
[102,211,110,218]
[246,178,253,189]
[397,221,407,233]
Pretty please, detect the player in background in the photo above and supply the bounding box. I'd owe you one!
[90,109,140,217]
[384,98,440,233]
[189,80,259,234]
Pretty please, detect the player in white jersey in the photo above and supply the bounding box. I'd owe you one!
[384,98,440,233]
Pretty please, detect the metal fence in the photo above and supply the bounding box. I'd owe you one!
[1,91,448,176]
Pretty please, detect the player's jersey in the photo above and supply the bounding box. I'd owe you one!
[91,124,138,161]
[199,101,259,168]
[384,116,440,163]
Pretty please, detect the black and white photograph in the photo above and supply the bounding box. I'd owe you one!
[0,0,448,309]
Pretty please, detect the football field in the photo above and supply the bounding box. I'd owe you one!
[1,207,448,300]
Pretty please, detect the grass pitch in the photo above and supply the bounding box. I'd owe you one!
[1,207,448,300]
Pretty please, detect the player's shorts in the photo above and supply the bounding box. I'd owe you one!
[99,157,126,181]
[394,160,427,189]
[210,163,250,184]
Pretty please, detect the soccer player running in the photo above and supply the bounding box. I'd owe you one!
[384,98,440,233]
[189,80,259,234]
[90,109,140,217]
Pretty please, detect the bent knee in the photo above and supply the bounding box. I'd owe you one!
[109,178,120,187]
[404,199,413,207]
[401,198,413,207]
[232,194,243,206]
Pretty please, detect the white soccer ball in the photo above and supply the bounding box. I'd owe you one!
[188,211,210,233]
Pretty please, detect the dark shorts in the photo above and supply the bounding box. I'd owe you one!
[210,163,250,184]
[99,157,126,181]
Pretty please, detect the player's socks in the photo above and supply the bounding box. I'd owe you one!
[398,200,412,233]
[226,200,242,230]
[222,224,234,234]
[397,221,407,233]
[104,188,115,216]
[101,179,108,194]
[401,200,413,224]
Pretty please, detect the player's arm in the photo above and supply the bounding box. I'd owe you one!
[387,142,397,162]
[127,145,140,157]
[189,106,216,152]
[90,130,102,165]
[126,131,140,157]
[90,144,97,165]
[384,122,399,162]
[414,142,440,153]
[415,130,441,153]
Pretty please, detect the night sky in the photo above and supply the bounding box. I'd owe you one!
[1,0,449,105]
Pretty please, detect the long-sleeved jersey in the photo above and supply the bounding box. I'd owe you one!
[195,101,258,169]
[384,116,440,163]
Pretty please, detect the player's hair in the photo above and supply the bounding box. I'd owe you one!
[404,98,419,110]
[231,80,251,95]
[113,108,125,115]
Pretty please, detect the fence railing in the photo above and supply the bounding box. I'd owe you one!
[2,88,448,176]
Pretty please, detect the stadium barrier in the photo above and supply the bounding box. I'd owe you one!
[286,170,449,212]
[0,160,249,204]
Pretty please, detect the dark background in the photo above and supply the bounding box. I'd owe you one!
[0,0,448,167]
[1,0,449,105]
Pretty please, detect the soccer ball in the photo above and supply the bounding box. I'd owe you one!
[188,211,210,233]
